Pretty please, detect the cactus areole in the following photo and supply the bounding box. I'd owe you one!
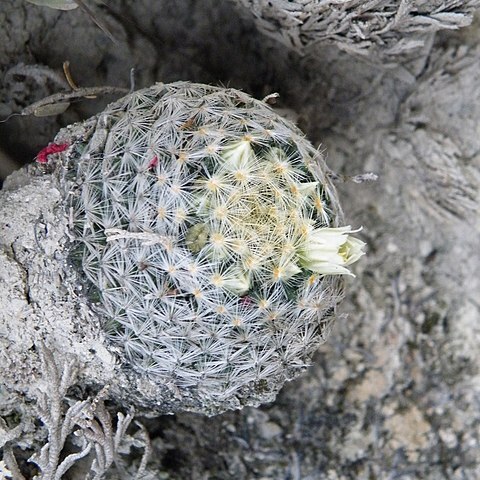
[47,82,364,413]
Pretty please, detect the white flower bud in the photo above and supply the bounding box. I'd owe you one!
[222,268,251,296]
[211,266,251,295]
[296,181,318,197]
[221,139,254,170]
[272,261,302,282]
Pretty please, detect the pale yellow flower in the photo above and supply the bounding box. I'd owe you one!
[299,226,366,276]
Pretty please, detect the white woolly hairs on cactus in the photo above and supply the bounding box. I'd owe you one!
[47,82,364,413]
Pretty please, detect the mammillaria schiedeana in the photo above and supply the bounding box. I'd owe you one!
[43,81,365,413]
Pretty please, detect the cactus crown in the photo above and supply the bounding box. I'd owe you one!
[59,82,350,409]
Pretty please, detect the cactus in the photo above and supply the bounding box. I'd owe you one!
[49,82,364,411]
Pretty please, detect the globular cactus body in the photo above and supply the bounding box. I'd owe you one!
[49,82,362,412]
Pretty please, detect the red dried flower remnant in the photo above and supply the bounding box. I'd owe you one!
[147,156,159,170]
[36,142,69,164]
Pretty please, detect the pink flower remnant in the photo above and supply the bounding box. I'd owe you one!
[147,155,159,170]
[36,142,69,164]
[240,295,253,305]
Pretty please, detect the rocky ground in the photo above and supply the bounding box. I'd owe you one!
[1,1,479,479]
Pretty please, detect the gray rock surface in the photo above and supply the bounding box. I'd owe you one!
[0,0,479,478]
[232,0,480,62]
